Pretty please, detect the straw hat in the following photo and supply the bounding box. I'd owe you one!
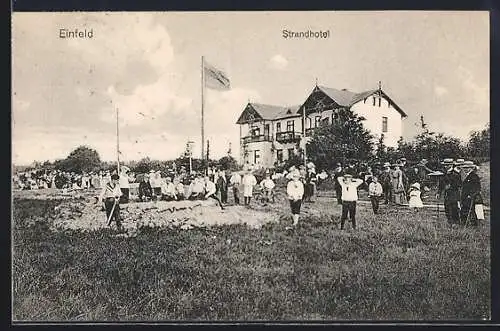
[344,174,353,178]
[441,158,454,165]
[307,162,315,169]
[454,158,465,166]
[121,166,130,172]
[383,162,391,168]
[460,160,476,168]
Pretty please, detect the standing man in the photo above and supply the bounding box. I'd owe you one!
[333,163,344,204]
[379,162,393,205]
[98,173,123,230]
[337,174,364,230]
[138,173,153,202]
[242,169,257,206]
[368,176,383,214]
[119,166,132,204]
[437,158,461,224]
[216,170,229,204]
[459,161,481,226]
[229,170,242,205]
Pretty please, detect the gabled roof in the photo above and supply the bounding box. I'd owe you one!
[315,85,407,117]
[236,103,300,124]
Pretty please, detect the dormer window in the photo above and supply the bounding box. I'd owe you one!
[372,97,376,106]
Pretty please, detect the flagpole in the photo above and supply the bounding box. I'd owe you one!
[116,107,120,174]
[201,56,205,161]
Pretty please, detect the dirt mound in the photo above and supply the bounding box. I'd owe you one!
[46,198,281,236]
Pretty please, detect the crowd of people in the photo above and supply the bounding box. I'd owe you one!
[13,156,485,231]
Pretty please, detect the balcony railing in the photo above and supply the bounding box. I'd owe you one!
[275,131,302,143]
[242,135,272,144]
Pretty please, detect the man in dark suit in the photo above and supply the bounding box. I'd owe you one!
[333,163,344,204]
[459,161,481,226]
[138,173,153,202]
[216,170,229,204]
[437,158,461,224]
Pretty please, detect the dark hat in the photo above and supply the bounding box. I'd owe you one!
[111,174,119,180]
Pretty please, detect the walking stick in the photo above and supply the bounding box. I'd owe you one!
[465,193,476,227]
[107,198,118,226]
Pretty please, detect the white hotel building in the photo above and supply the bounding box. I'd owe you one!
[236,84,407,168]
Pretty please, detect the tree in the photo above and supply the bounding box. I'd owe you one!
[467,123,489,158]
[218,155,239,171]
[55,145,101,173]
[307,109,374,170]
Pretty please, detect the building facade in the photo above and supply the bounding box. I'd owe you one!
[236,84,407,168]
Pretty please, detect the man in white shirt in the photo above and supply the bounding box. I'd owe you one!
[204,176,224,210]
[98,173,123,230]
[242,170,257,206]
[337,174,363,230]
[187,174,205,200]
[229,171,242,205]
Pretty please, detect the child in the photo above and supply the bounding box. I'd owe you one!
[368,176,383,214]
[259,173,276,203]
[287,170,304,227]
[408,182,424,211]
[337,174,364,230]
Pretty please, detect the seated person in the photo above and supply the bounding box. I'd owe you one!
[160,177,177,201]
[174,178,186,201]
[259,174,276,202]
[138,174,153,202]
[204,176,224,210]
[187,175,205,200]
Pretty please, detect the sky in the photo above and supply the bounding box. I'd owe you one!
[12,11,489,165]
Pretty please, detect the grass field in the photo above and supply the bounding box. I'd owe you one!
[12,189,490,321]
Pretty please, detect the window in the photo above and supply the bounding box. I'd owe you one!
[378,97,381,107]
[321,117,329,126]
[286,120,294,132]
[288,148,295,159]
[315,116,321,128]
[251,126,260,136]
[373,97,376,106]
[382,117,388,133]
[276,149,283,163]
[276,122,281,133]
[388,101,391,108]
[254,150,260,164]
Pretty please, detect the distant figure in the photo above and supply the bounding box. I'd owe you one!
[98,173,123,231]
[204,176,224,210]
[333,163,344,204]
[216,170,229,204]
[379,163,393,204]
[368,176,383,214]
[437,158,461,224]
[260,172,276,203]
[229,171,242,205]
[160,177,177,201]
[174,178,186,201]
[337,174,363,230]
[287,170,304,227]
[119,166,131,204]
[138,174,153,202]
[187,175,205,200]
[459,161,481,226]
[242,170,257,206]
[408,182,424,211]
[391,163,407,205]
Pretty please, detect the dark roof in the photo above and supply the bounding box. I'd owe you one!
[316,85,407,117]
[252,103,300,120]
[236,103,300,124]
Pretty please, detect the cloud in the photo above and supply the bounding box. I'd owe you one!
[434,85,448,97]
[269,54,289,70]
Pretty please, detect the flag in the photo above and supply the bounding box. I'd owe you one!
[204,61,231,90]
